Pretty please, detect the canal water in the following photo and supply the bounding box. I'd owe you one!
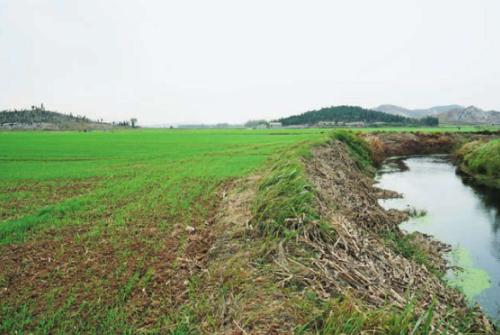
[376,155,500,322]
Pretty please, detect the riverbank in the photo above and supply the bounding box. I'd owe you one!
[199,132,496,333]
[376,155,500,322]
[455,140,500,189]
[360,131,500,189]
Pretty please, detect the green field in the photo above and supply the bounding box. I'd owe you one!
[0,129,329,242]
[1,128,496,334]
[0,129,327,333]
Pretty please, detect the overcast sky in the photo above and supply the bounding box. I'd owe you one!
[1,0,499,125]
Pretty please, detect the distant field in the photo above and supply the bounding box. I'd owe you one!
[0,129,324,238]
[2,125,491,242]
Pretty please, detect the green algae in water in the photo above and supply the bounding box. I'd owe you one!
[400,214,434,232]
[447,248,491,299]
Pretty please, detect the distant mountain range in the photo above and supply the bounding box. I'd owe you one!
[437,106,500,125]
[374,104,500,125]
[373,104,463,119]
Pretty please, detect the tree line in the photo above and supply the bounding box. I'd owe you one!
[0,108,92,124]
[276,106,438,126]
[1,105,139,128]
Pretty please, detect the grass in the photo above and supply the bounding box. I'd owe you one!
[0,129,323,243]
[455,139,500,188]
[407,207,428,218]
[331,129,372,166]
[251,137,333,241]
[294,289,475,335]
[461,140,500,176]
[0,129,325,333]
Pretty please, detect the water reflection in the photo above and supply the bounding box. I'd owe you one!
[376,156,500,320]
[459,174,500,260]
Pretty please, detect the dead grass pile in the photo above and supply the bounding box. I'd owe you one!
[297,142,494,332]
[363,132,500,162]
[362,132,456,159]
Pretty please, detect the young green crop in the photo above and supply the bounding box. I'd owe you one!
[0,128,492,334]
[0,129,325,333]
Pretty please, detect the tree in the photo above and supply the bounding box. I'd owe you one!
[420,116,439,126]
[130,118,137,128]
[277,105,418,126]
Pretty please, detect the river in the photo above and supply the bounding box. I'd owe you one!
[376,155,500,322]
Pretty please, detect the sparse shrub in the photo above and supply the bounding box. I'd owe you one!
[361,134,388,166]
[406,207,428,218]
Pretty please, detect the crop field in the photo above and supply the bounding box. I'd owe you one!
[0,129,327,333]
[1,127,497,334]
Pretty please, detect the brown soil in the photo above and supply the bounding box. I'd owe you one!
[0,186,223,333]
[0,178,101,221]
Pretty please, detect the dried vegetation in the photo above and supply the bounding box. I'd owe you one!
[190,137,496,333]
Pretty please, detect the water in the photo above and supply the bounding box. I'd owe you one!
[376,155,500,321]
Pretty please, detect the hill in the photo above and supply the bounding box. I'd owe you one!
[373,104,463,118]
[0,106,123,130]
[0,108,93,125]
[437,105,500,125]
[276,105,424,126]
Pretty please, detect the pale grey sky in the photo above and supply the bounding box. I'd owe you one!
[1,0,499,125]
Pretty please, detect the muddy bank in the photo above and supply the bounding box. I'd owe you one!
[361,131,499,166]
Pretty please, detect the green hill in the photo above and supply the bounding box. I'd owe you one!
[0,107,93,125]
[276,105,434,126]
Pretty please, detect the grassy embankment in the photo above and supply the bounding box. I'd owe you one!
[252,129,484,333]
[0,128,492,333]
[456,139,500,188]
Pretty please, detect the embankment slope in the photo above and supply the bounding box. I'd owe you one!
[200,137,495,333]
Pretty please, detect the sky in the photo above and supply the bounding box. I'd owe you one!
[1,0,500,125]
